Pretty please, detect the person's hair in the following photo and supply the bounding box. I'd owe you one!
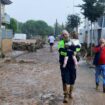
[99,38,105,45]
[62,30,69,36]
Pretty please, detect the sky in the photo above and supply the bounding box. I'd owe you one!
[6,0,83,26]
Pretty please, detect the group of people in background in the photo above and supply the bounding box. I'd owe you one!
[48,30,81,103]
[48,30,105,103]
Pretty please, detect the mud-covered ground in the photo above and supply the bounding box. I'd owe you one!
[0,44,105,105]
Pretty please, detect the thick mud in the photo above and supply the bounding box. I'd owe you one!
[0,44,105,105]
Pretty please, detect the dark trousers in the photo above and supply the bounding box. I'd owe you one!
[60,64,76,85]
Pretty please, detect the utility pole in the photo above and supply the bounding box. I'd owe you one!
[0,0,1,27]
[72,0,74,14]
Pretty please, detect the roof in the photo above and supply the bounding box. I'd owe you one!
[1,0,12,5]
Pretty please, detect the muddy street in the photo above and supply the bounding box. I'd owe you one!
[0,44,105,105]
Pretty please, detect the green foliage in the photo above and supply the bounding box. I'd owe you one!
[66,14,80,33]
[8,18,17,34]
[54,19,65,36]
[21,20,54,38]
[16,22,23,33]
[79,0,105,55]
[79,0,105,22]
[61,23,65,30]
[54,19,59,36]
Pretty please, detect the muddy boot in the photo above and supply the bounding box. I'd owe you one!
[63,84,68,103]
[63,93,68,103]
[96,83,99,90]
[69,85,74,99]
[63,84,67,95]
[63,85,70,103]
[103,85,105,93]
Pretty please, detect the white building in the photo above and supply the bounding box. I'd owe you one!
[79,1,105,46]
[0,0,13,54]
[79,16,105,46]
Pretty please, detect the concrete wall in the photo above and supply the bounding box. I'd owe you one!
[2,39,12,53]
[0,29,13,54]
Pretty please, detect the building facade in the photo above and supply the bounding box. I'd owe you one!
[79,1,105,46]
[0,0,13,54]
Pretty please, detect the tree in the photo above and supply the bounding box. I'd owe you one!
[66,14,80,33]
[61,23,65,30]
[54,19,59,36]
[79,0,105,22]
[79,0,105,55]
[21,20,54,38]
[35,20,51,36]
[46,26,54,35]
[54,19,65,37]
[16,22,23,33]
[8,18,17,34]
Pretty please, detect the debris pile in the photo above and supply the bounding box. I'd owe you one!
[12,38,45,52]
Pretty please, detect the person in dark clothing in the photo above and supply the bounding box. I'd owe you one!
[58,30,70,103]
[59,47,68,98]
[59,43,78,103]
[63,43,78,100]
[69,44,81,61]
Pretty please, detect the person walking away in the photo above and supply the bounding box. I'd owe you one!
[48,35,55,52]
[93,38,105,93]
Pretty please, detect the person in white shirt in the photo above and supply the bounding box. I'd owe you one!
[48,35,55,52]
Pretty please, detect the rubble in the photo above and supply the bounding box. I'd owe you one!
[12,38,46,52]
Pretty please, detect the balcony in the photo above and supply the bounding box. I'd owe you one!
[1,0,12,5]
[2,13,10,24]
